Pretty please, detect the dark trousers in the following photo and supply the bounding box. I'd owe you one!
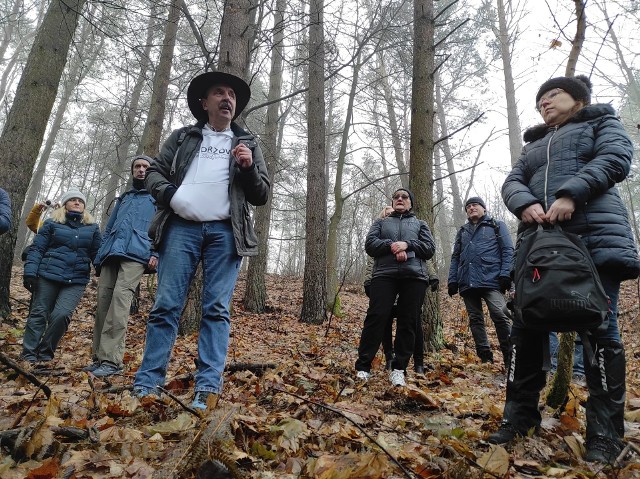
[503,273,625,442]
[21,277,85,361]
[356,277,427,372]
[383,307,425,366]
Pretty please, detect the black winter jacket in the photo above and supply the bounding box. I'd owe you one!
[146,121,270,255]
[502,104,640,281]
[25,215,102,285]
[365,211,435,282]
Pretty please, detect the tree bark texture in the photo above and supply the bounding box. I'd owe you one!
[0,0,87,317]
[243,0,286,312]
[300,0,327,324]
[218,0,254,79]
[139,0,180,157]
[565,0,586,77]
[410,0,442,352]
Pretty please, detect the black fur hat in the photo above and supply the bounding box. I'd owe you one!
[535,74,592,107]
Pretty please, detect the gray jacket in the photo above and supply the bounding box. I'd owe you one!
[146,121,270,256]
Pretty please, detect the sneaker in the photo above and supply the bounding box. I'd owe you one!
[133,387,151,399]
[356,370,371,381]
[91,362,123,377]
[389,369,406,387]
[191,391,219,410]
[584,435,623,463]
[487,421,524,444]
[82,361,100,372]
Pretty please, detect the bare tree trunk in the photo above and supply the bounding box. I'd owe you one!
[0,0,87,317]
[410,0,442,351]
[376,53,409,188]
[218,0,254,79]
[326,54,361,311]
[0,0,22,62]
[15,13,103,260]
[139,0,180,157]
[565,0,586,77]
[300,0,327,325]
[243,0,286,312]
[101,3,158,225]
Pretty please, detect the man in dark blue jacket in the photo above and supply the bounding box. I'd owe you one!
[87,155,157,377]
[447,197,513,365]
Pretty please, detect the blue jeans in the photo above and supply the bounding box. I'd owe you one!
[134,217,241,394]
[549,332,585,375]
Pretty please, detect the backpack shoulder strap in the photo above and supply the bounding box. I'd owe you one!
[169,127,189,177]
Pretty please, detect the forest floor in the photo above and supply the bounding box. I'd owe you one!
[1,268,640,478]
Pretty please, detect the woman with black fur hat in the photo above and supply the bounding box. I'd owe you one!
[492,75,640,464]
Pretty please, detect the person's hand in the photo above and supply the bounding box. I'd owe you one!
[148,256,158,271]
[23,276,36,292]
[546,197,575,224]
[499,276,511,293]
[390,241,408,254]
[520,203,546,224]
[429,277,440,292]
[395,251,407,262]
[231,143,253,170]
[448,282,458,297]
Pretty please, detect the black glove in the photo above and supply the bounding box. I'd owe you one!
[429,277,440,292]
[447,282,458,297]
[23,276,36,293]
[499,276,512,293]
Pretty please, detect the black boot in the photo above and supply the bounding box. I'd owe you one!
[583,340,626,463]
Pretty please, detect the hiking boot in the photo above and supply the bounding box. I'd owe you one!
[389,369,406,387]
[82,361,100,372]
[414,364,425,375]
[571,373,587,388]
[133,387,151,399]
[487,422,523,444]
[91,362,123,377]
[385,358,393,371]
[584,435,623,464]
[356,370,371,381]
[191,391,219,410]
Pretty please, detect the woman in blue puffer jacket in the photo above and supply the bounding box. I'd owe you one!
[21,188,102,363]
[489,75,640,464]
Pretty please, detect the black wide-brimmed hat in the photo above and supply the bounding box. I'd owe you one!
[187,71,251,122]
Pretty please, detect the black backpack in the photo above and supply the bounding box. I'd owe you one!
[513,224,609,332]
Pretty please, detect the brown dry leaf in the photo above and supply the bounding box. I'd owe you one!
[332,401,383,425]
[106,394,140,417]
[559,413,580,432]
[624,409,640,422]
[563,434,585,459]
[271,417,310,453]
[477,444,510,476]
[25,457,59,479]
[404,385,440,408]
[550,39,562,48]
[310,453,392,479]
[145,412,196,436]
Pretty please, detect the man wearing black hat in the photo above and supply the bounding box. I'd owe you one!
[447,197,513,365]
[133,71,269,410]
[88,155,157,377]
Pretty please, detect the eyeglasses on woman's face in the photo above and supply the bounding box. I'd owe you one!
[536,88,565,112]
[393,194,409,200]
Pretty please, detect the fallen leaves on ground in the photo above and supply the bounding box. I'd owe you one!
[1,269,640,477]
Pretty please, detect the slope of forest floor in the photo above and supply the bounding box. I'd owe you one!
[1,268,640,478]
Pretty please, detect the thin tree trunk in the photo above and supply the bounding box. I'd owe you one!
[300,0,327,324]
[565,0,586,77]
[410,0,442,351]
[139,0,180,157]
[243,0,286,313]
[0,0,87,317]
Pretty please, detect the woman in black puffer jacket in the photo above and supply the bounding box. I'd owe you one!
[490,75,640,463]
[21,188,102,363]
[355,188,435,387]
